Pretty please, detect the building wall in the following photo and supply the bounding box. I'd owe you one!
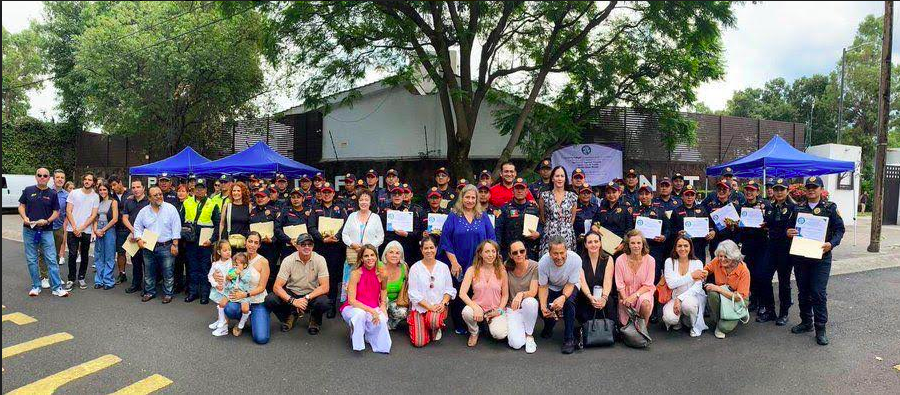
[806,144,860,225]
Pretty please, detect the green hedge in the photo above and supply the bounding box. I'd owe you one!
[2,117,77,174]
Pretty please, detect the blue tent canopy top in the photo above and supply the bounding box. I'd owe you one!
[129,147,210,176]
[706,135,855,179]
[192,141,321,178]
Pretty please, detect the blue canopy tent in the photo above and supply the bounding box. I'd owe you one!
[192,141,321,178]
[706,135,855,179]
[129,147,211,176]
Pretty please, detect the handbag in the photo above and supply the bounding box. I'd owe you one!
[581,309,615,348]
[180,198,206,243]
[620,307,652,348]
[656,277,672,304]
[395,280,410,308]
[223,203,246,249]
[719,285,750,323]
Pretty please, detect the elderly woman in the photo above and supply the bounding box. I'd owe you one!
[700,240,751,339]
[662,236,708,337]
[381,240,409,330]
[407,236,456,347]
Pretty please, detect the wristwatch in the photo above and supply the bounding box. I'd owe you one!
[304,294,311,301]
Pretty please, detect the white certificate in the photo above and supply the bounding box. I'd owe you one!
[583,219,593,236]
[635,216,662,239]
[683,218,710,239]
[427,213,448,233]
[386,210,414,232]
[140,229,158,251]
[790,236,824,259]
[198,228,214,246]
[739,207,764,228]
[522,214,539,236]
[710,204,740,231]
[795,213,828,243]
[283,224,308,240]
[250,221,275,239]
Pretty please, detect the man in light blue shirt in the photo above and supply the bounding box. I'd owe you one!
[133,186,182,303]
[537,236,581,355]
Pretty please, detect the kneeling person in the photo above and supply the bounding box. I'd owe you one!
[265,234,330,335]
[538,236,582,354]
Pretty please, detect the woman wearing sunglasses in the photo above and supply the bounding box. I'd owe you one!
[505,240,539,354]
[406,236,456,347]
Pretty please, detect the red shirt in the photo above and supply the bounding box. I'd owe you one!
[489,183,535,208]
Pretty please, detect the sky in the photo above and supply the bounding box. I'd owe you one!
[3,1,898,120]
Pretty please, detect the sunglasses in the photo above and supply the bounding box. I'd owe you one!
[511,249,527,256]
[429,276,435,289]
[36,174,50,178]
[300,243,314,247]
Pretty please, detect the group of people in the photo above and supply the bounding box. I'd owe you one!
[18,160,844,354]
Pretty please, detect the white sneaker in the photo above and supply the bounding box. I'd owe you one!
[672,323,683,331]
[78,279,87,289]
[434,329,442,341]
[58,257,64,265]
[41,278,50,289]
[525,337,537,354]
[64,281,74,290]
[690,329,702,338]
[212,325,229,336]
[76,256,81,263]
[714,329,726,339]
[52,288,69,297]
[29,288,41,297]
[209,320,225,330]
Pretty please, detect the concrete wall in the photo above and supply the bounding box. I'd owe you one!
[320,85,524,161]
[806,144,861,225]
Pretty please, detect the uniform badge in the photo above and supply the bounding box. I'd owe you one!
[265,209,271,216]
[627,207,633,214]
[616,208,622,213]
[814,208,821,215]
[305,211,311,216]
[782,208,787,214]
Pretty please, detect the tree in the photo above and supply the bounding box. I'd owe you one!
[2,26,45,123]
[73,1,265,158]
[264,1,734,177]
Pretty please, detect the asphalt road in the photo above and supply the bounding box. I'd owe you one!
[2,238,899,394]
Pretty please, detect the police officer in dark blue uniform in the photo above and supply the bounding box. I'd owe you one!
[307,182,347,318]
[275,188,309,260]
[529,159,553,198]
[760,178,796,326]
[339,174,359,213]
[703,180,742,259]
[495,178,542,260]
[363,169,387,209]
[420,187,449,263]
[477,169,494,188]
[670,185,715,261]
[380,186,419,258]
[249,187,281,290]
[671,173,687,197]
[787,176,844,345]
[591,182,634,255]
[652,177,682,213]
[298,174,317,208]
[574,184,599,253]
[633,184,670,282]
[157,173,179,206]
[736,180,772,317]
[274,173,291,204]
[621,169,640,206]
[429,167,456,208]
[570,168,599,206]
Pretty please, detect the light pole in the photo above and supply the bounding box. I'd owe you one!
[837,41,879,144]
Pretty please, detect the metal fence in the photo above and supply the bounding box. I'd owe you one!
[74,131,147,179]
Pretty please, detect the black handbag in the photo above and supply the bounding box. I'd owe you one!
[582,309,616,348]
[180,199,206,243]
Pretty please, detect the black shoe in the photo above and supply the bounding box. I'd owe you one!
[141,294,156,302]
[93,284,102,289]
[103,285,114,290]
[561,340,575,354]
[574,328,584,350]
[775,314,789,326]
[117,273,127,284]
[791,321,813,334]
[326,307,336,319]
[815,326,829,346]
[199,297,209,305]
[125,286,140,294]
[162,296,173,304]
[748,300,758,313]
[173,285,184,295]
[540,326,553,339]
[755,308,776,323]
[308,317,321,335]
[184,294,198,303]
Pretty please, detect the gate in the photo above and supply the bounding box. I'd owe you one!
[884,165,900,225]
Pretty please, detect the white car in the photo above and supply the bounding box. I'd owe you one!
[2,174,35,210]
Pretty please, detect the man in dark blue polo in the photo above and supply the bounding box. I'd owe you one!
[18,168,69,297]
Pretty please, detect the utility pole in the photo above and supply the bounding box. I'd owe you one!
[869,0,893,253]
[838,47,846,144]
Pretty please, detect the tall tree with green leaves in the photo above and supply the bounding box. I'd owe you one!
[73,1,265,157]
[2,26,45,124]
[264,1,734,176]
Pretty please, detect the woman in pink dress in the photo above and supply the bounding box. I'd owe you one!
[341,244,391,353]
[615,230,656,331]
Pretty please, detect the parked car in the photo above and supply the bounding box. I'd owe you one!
[2,174,34,211]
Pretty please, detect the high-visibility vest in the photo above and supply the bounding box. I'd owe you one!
[183,196,220,226]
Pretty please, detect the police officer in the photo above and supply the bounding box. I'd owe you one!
[495,178,541,260]
[669,185,715,262]
[634,184,670,281]
[307,182,347,319]
[529,159,553,198]
[765,177,776,199]
[570,168,598,206]
[478,169,493,188]
[760,178,796,326]
[275,188,310,260]
[312,172,325,191]
[384,169,401,192]
[703,180,741,258]
[478,181,501,219]
[380,186,419,259]
[621,169,640,206]
[787,176,844,346]
[432,167,455,206]
[211,175,231,207]
[402,184,420,213]
[364,169,387,209]
[703,167,746,207]
[652,177,682,213]
[274,173,291,203]
[591,182,634,255]
[339,173,359,212]
[671,173,687,197]
[737,180,771,318]
[267,185,284,211]
[156,173,179,206]
[574,184,599,253]
[183,181,221,304]
[249,188,280,290]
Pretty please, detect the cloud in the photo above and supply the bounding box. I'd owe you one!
[697,1,897,111]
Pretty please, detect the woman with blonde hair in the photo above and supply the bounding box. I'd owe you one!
[381,240,409,330]
[614,230,655,331]
[458,240,508,347]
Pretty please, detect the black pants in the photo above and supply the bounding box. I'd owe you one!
[131,249,145,291]
[542,289,578,342]
[742,240,767,307]
[760,241,793,313]
[312,243,346,310]
[449,274,468,333]
[173,246,187,290]
[66,232,91,282]
[691,238,708,262]
[794,255,831,326]
[264,290,331,325]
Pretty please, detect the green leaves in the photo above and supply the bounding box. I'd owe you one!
[2,26,45,124]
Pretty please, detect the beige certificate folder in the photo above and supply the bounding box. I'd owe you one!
[522,214,539,236]
[598,226,623,255]
[122,239,140,257]
[250,222,275,239]
[140,229,159,251]
[284,224,309,240]
[790,236,824,259]
[318,218,343,237]
[198,228,214,246]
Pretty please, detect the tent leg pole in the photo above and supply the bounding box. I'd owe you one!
[762,168,767,199]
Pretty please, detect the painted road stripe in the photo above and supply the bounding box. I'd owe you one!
[2,312,37,325]
[894,364,900,372]
[7,354,122,395]
[110,374,173,395]
[2,332,74,359]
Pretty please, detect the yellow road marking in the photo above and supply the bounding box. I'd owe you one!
[894,364,900,372]
[2,312,37,325]
[6,354,122,395]
[110,374,173,395]
[2,332,74,359]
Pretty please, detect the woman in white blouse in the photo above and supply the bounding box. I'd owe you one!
[340,190,384,303]
[407,236,457,347]
[662,236,708,337]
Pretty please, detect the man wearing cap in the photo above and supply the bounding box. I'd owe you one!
[703,179,742,257]
[786,176,844,346]
[759,178,796,326]
[671,173,686,197]
[250,187,281,290]
[299,175,317,210]
[737,180,772,318]
[703,168,746,207]
[765,178,776,199]
[420,187,449,260]
[157,173,179,206]
[652,178,682,214]
[384,169,401,195]
[478,181,501,219]
[402,183,420,214]
[478,170,494,188]
[574,185,599,253]
[496,178,542,260]
[364,169,387,209]
[274,174,291,203]
[265,233,331,335]
[276,188,310,262]
[380,185,420,259]
[670,185,715,261]
[570,168,599,206]
[183,180,221,304]
[620,169,641,206]
[266,184,284,211]
[431,167,455,205]
[529,159,553,198]
[339,174,359,213]
[490,162,535,209]
[590,182,634,249]
[211,176,231,207]
[312,172,325,191]
[307,182,347,318]
[247,175,260,191]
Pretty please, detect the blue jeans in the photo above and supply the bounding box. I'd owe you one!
[542,289,577,342]
[224,302,270,344]
[23,227,63,291]
[93,230,117,287]
[142,244,175,297]
[186,242,212,297]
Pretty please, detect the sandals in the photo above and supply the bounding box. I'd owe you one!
[467,334,479,347]
[232,326,243,337]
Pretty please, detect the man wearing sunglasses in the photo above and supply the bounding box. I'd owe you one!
[19,168,69,297]
[265,234,331,335]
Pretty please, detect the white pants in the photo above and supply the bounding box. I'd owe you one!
[506,297,539,349]
[662,296,700,328]
[462,305,508,340]
[342,307,392,353]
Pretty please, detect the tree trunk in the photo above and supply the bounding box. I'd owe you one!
[448,126,473,182]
